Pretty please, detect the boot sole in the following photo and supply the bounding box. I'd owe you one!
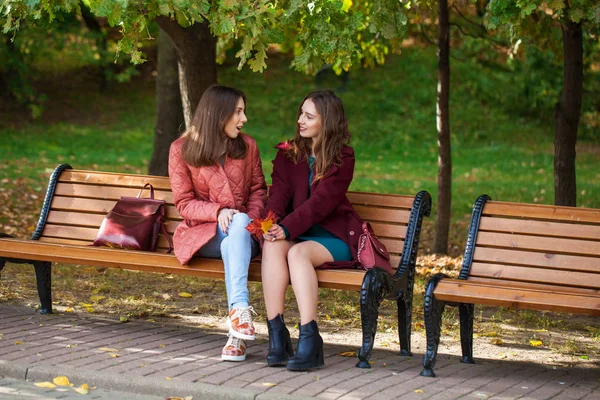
[286,362,324,371]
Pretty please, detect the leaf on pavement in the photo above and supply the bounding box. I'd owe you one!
[414,389,424,393]
[35,382,56,388]
[337,351,357,357]
[178,292,193,298]
[98,347,119,352]
[74,383,89,394]
[262,382,277,387]
[490,338,504,345]
[529,340,543,347]
[53,376,73,386]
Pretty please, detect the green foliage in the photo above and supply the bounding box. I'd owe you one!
[2,0,410,74]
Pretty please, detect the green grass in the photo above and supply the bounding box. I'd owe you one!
[1,47,599,241]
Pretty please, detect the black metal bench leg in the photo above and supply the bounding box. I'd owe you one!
[397,296,412,356]
[33,261,52,314]
[420,274,448,377]
[356,269,385,368]
[459,303,475,364]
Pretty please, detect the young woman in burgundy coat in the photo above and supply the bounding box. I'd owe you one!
[261,90,364,371]
[169,85,267,362]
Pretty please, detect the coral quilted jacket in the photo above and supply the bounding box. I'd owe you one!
[168,134,267,264]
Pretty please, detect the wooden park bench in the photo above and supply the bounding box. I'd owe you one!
[420,194,600,377]
[0,163,431,368]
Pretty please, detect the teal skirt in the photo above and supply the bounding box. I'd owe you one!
[296,225,352,262]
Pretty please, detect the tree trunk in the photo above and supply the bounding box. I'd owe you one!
[433,0,452,254]
[148,29,185,176]
[554,20,582,207]
[155,17,217,127]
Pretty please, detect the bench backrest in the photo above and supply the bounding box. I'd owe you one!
[40,169,418,268]
[465,196,600,292]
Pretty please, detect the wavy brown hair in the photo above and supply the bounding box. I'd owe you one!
[182,85,248,167]
[285,90,351,182]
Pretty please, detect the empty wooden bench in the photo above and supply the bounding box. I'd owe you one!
[0,163,431,367]
[420,194,600,377]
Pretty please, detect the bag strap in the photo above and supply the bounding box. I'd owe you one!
[137,183,155,199]
[162,223,173,253]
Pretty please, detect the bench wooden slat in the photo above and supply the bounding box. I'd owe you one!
[433,280,600,315]
[0,239,370,290]
[469,262,600,289]
[466,277,600,296]
[479,216,600,241]
[476,231,600,257]
[46,211,181,233]
[59,170,173,190]
[54,183,174,203]
[473,247,599,272]
[352,205,409,224]
[483,202,600,224]
[50,196,183,219]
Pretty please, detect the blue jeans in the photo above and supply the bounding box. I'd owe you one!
[196,213,258,310]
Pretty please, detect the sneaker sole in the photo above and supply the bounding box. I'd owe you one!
[221,354,247,362]
[227,318,256,340]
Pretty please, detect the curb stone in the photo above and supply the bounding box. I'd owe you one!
[0,361,314,400]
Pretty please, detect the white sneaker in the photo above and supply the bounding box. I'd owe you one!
[221,334,247,362]
[226,306,257,340]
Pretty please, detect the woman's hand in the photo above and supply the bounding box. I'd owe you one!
[218,208,239,233]
[264,224,285,242]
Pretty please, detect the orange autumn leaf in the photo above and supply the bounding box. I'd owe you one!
[246,211,279,239]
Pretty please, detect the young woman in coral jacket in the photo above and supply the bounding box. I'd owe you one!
[168,85,267,362]
[261,90,364,371]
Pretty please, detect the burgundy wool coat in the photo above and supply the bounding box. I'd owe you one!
[169,134,267,264]
[263,142,364,268]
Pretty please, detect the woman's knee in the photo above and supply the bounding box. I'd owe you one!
[230,213,251,230]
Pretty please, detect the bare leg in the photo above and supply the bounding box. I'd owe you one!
[287,241,333,325]
[261,240,295,320]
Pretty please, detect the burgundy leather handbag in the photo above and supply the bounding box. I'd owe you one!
[357,222,394,274]
[92,183,172,252]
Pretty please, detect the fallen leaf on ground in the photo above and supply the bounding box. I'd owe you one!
[34,382,56,388]
[14,341,22,345]
[53,376,72,386]
[414,389,424,393]
[490,338,504,345]
[337,351,358,357]
[262,382,277,387]
[74,383,89,394]
[65,308,73,313]
[120,316,129,323]
[98,347,119,352]
[109,353,120,358]
[178,292,193,298]
[529,340,543,347]
[579,355,589,360]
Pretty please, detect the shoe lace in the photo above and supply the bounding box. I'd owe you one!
[236,306,257,325]
[226,334,245,349]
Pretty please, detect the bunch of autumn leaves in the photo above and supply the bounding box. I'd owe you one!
[245,211,278,240]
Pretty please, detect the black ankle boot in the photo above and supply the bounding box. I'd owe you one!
[267,314,294,367]
[287,320,324,371]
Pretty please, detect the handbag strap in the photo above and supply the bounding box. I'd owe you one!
[137,183,155,199]
[162,222,173,253]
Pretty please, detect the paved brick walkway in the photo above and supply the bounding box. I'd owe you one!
[0,305,598,400]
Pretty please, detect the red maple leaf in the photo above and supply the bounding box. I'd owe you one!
[246,210,279,239]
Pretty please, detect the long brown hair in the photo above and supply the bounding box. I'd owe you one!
[182,85,248,167]
[285,90,351,182]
